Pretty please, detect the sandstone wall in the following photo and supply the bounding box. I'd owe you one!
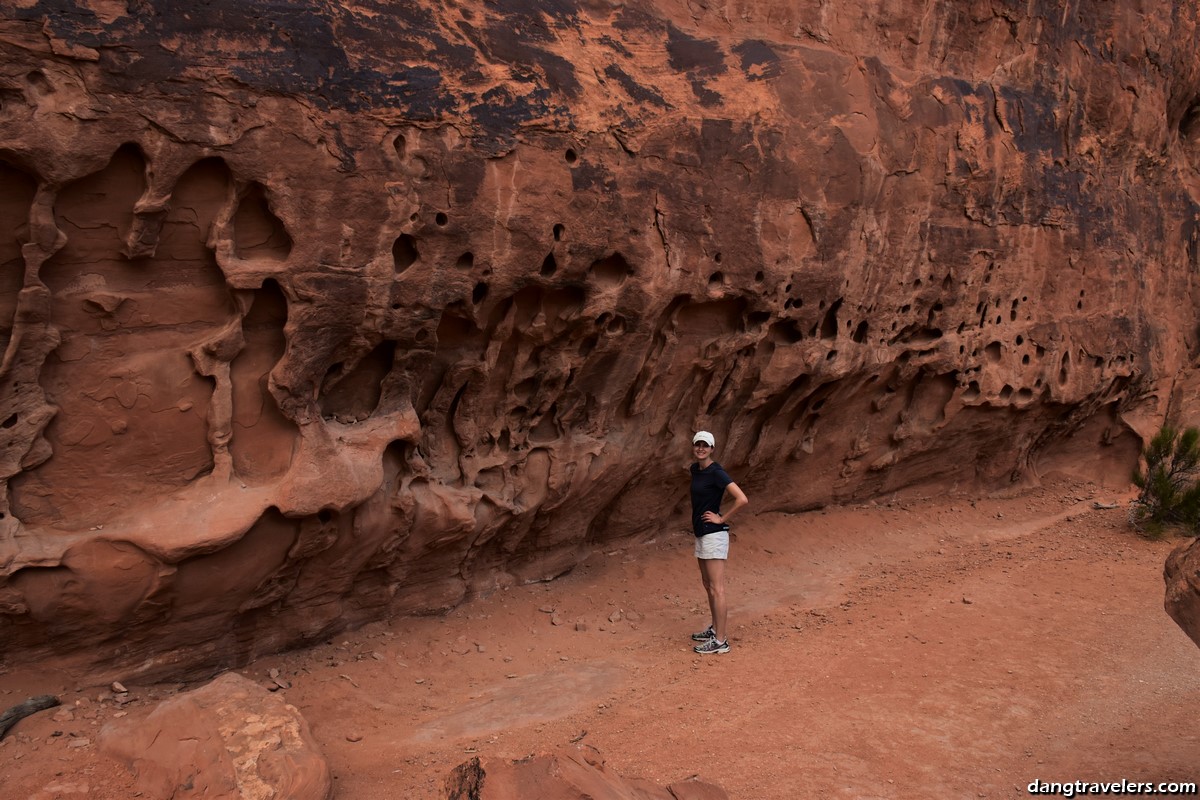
[1,0,1199,679]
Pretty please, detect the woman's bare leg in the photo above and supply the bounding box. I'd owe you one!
[697,557,728,642]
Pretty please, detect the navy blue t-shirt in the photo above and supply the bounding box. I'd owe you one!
[690,461,733,537]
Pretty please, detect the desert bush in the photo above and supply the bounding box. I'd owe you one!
[1130,425,1200,537]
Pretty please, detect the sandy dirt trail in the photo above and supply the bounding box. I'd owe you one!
[2,478,1198,799]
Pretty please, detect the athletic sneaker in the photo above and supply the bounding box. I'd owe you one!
[694,638,730,655]
[690,625,715,642]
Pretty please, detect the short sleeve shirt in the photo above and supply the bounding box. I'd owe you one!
[690,461,733,537]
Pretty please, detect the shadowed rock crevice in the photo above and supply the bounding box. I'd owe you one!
[0,159,36,355]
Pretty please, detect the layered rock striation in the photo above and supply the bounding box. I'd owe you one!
[2,1,1199,679]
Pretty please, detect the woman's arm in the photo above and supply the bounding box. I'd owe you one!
[701,482,748,525]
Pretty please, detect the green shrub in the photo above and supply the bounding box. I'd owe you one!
[1131,425,1200,537]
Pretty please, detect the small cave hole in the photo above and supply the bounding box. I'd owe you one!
[565,148,578,164]
[714,252,723,264]
[984,342,1002,363]
[1181,99,1200,140]
[317,509,333,524]
[1,413,17,429]
[472,282,489,304]
[999,385,1013,401]
[963,381,981,401]
[826,349,838,360]
[708,271,724,288]
[435,212,448,226]
[588,252,632,289]
[754,271,764,283]
[394,133,407,159]
[819,298,842,340]
[553,223,565,241]
[540,252,558,276]
[234,182,293,261]
[456,252,474,270]
[769,319,804,344]
[1022,354,1030,365]
[851,320,868,343]
[393,234,419,273]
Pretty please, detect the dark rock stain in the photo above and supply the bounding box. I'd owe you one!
[603,65,669,108]
[732,39,781,81]
[665,24,726,76]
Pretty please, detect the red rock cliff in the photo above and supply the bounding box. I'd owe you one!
[2,1,1199,678]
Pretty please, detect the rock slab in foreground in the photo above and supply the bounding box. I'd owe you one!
[1164,537,1200,650]
[446,745,728,800]
[99,672,332,800]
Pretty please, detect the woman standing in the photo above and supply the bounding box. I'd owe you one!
[689,430,749,654]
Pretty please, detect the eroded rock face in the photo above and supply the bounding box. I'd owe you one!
[1164,537,1200,650]
[98,672,332,800]
[1,2,1199,679]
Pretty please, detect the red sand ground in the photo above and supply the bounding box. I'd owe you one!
[3,477,1199,799]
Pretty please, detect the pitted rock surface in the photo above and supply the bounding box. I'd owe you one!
[2,1,1200,678]
[98,672,332,800]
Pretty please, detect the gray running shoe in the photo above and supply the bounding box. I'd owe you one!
[690,625,715,642]
[694,638,730,655]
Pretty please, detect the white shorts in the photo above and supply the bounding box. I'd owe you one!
[694,530,730,560]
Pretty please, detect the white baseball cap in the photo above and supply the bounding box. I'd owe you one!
[692,431,715,447]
